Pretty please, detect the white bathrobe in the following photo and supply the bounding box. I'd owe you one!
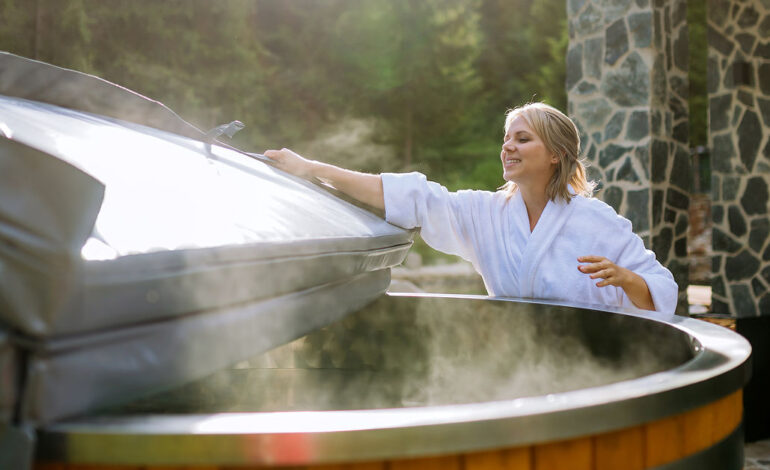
[382,172,678,313]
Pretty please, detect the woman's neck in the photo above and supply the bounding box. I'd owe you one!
[519,185,550,232]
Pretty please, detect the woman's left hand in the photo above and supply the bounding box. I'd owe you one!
[577,255,655,310]
[577,255,630,288]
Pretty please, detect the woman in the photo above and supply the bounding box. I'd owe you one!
[265,102,678,313]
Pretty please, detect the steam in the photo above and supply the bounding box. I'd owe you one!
[295,117,400,174]
[114,295,692,414]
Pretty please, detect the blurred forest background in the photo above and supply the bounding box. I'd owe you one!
[0,0,568,192]
[0,0,707,263]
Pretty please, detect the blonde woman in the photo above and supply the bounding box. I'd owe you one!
[265,103,677,313]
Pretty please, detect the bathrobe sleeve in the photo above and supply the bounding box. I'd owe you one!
[610,216,679,313]
[381,172,485,265]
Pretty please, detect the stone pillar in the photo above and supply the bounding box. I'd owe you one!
[708,0,770,317]
[566,0,691,313]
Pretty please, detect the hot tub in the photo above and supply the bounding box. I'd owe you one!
[34,293,751,470]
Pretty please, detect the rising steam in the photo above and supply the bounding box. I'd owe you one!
[114,295,692,414]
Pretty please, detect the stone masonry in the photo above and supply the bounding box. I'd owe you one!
[567,0,691,313]
[708,0,770,317]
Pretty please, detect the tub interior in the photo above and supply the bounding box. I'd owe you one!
[110,295,695,415]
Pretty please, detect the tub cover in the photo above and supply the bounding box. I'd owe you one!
[0,64,411,338]
[0,330,17,423]
[0,53,412,424]
[23,270,390,425]
[0,329,31,468]
[0,51,204,140]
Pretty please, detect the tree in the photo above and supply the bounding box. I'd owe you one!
[0,0,567,186]
[330,0,483,175]
[0,0,35,57]
[524,0,567,110]
[0,0,93,71]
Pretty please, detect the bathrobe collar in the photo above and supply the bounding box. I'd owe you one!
[515,189,579,298]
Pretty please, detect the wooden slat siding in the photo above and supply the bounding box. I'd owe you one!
[533,437,593,470]
[644,389,742,468]
[681,398,715,455]
[70,466,143,470]
[593,426,644,470]
[712,391,742,443]
[61,466,141,470]
[712,393,730,444]
[217,467,307,470]
[709,393,728,446]
[146,467,221,470]
[644,414,686,467]
[352,463,386,470]
[463,447,532,470]
[33,390,744,470]
[389,454,461,470]
[311,462,385,470]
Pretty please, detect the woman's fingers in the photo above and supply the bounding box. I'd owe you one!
[589,268,611,280]
[577,255,608,273]
[263,148,314,177]
[578,255,624,287]
[264,148,294,162]
[578,263,602,273]
[263,149,286,165]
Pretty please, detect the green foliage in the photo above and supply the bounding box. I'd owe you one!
[329,0,484,176]
[410,233,464,265]
[454,0,568,192]
[0,0,94,70]
[526,0,568,109]
[0,0,573,263]
[0,0,35,57]
[84,1,264,130]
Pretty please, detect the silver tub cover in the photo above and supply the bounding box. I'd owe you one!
[0,330,31,469]
[0,53,411,425]
[0,422,33,470]
[23,270,390,425]
[0,52,204,140]
[0,330,17,422]
[0,93,411,337]
[0,137,105,336]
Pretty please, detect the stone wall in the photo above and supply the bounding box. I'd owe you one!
[566,0,691,313]
[708,0,770,317]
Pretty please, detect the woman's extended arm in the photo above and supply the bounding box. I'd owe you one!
[577,255,655,310]
[264,148,384,210]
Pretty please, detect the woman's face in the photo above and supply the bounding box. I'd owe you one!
[501,116,558,189]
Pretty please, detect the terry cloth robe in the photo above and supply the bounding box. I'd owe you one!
[382,172,678,313]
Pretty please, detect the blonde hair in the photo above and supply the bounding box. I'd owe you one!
[501,102,595,202]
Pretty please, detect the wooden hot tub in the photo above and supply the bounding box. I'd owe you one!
[33,293,751,470]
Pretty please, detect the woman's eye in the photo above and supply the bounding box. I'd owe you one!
[518,139,529,143]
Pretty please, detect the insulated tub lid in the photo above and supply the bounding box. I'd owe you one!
[0,51,204,140]
[0,93,411,338]
[0,330,17,424]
